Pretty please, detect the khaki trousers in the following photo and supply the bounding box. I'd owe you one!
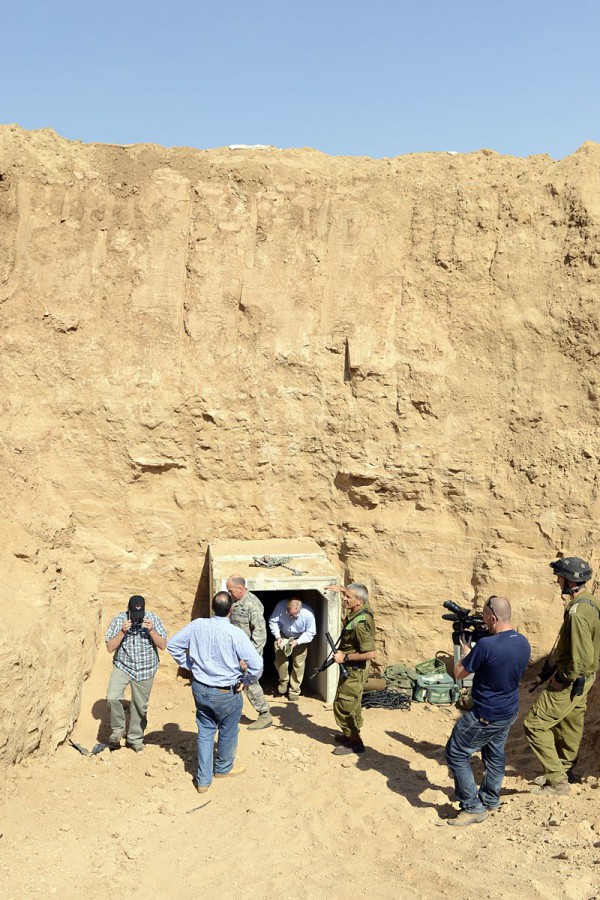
[524,674,595,784]
[106,666,154,747]
[275,643,309,696]
[333,665,370,737]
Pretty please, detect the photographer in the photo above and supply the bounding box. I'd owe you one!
[524,557,600,795]
[105,594,167,752]
[445,596,530,827]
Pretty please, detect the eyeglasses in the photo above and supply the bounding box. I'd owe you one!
[486,596,499,618]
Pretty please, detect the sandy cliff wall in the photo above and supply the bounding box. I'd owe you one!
[2,126,600,763]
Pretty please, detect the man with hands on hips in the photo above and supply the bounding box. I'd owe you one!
[167,591,263,793]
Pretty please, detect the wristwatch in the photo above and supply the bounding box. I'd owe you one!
[343,653,350,663]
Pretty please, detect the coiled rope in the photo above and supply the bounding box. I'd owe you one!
[361,689,412,710]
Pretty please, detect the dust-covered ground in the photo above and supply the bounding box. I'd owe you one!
[1,651,600,900]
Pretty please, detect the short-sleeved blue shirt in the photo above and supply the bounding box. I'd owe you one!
[463,630,531,721]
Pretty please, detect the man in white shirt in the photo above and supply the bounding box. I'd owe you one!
[268,597,316,700]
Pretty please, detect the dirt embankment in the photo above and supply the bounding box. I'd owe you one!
[2,127,600,766]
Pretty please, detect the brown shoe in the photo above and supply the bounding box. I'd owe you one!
[448,810,487,827]
[196,784,210,794]
[214,766,246,779]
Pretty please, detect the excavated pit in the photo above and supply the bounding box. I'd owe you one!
[2,127,600,765]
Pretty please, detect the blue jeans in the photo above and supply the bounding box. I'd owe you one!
[191,681,243,787]
[445,709,517,812]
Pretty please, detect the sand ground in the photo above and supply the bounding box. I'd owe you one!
[1,651,600,900]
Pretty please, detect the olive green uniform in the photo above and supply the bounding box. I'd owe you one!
[333,603,376,738]
[524,588,600,785]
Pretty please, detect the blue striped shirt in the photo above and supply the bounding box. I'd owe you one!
[167,615,263,687]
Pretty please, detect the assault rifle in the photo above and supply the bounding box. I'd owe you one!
[528,658,557,693]
[529,658,586,699]
[309,631,349,680]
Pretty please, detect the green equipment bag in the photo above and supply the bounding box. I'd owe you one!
[384,664,418,694]
[413,658,459,704]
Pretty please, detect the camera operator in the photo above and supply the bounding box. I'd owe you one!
[445,596,530,827]
[524,556,600,795]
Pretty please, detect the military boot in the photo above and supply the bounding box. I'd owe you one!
[332,737,365,755]
[248,711,273,730]
[531,780,570,796]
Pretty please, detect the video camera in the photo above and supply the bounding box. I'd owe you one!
[442,600,489,646]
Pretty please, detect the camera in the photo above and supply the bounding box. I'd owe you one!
[442,600,489,645]
[442,600,489,690]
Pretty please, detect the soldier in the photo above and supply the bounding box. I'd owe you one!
[327,583,376,755]
[524,556,600,795]
[226,575,273,730]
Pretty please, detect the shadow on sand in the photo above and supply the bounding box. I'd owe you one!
[270,701,456,818]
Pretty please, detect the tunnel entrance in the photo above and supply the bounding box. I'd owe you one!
[254,588,330,698]
[209,539,341,702]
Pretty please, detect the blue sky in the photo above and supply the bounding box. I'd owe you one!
[3,0,599,159]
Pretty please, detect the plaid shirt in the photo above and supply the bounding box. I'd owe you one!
[105,611,167,681]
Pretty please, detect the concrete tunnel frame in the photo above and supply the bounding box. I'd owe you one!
[208,538,342,702]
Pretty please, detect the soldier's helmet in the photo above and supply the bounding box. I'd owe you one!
[549,557,592,584]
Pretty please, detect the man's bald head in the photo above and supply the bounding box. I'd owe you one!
[486,595,511,623]
[226,574,247,602]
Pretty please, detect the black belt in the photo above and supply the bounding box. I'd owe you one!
[194,679,238,692]
[341,664,364,675]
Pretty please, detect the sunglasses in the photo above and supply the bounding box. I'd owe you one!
[486,596,499,618]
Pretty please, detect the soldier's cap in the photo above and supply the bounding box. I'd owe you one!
[128,594,145,622]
